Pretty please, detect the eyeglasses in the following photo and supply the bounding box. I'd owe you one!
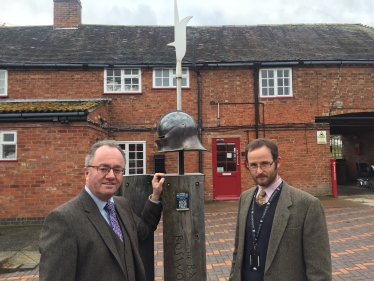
[87,165,124,175]
[248,160,275,171]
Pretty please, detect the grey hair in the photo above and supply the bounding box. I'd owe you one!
[85,140,126,167]
[245,138,279,163]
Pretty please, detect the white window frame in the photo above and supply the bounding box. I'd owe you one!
[117,141,146,175]
[0,131,17,160]
[0,70,8,97]
[153,68,189,88]
[260,68,292,97]
[104,68,142,93]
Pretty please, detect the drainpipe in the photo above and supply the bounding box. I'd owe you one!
[253,63,260,139]
[192,36,203,173]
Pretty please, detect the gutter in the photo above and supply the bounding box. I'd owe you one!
[1,60,373,69]
[0,111,87,123]
[315,116,374,123]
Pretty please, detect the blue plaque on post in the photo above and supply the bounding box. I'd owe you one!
[176,192,189,211]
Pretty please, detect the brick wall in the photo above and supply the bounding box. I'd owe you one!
[2,64,374,220]
[0,122,106,222]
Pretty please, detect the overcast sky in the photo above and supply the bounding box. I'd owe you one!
[1,0,373,27]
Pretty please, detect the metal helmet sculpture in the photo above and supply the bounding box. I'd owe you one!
[156,110,206,152]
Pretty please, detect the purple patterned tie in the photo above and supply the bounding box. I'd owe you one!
[104,201,124,242]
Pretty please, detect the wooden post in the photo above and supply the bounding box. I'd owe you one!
[163,173,206,281]
[121,175,154,281]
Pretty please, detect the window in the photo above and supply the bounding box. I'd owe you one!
[0,131,16,160]
[330,135,343,159]
[0,70,8,97]
[118,141,146,175]
[260,68,292,97]
[104,68,141,93]
[153,68,189,88]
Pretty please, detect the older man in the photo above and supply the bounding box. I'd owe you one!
[39,140,164,281]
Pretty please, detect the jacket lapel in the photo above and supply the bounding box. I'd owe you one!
[264,183,292,272]
[79,190,126,274]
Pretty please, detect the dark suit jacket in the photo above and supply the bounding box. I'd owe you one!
[39,189,162,281]
[229,181,332,281]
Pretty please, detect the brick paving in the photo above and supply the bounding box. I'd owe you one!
[1,203,374,281]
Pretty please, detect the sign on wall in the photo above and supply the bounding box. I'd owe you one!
[317,131,327,144]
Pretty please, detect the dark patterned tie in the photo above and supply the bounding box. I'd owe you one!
[104,201,124,242]
[256,190,267,205]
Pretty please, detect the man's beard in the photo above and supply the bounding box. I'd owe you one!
[252,166,278,188]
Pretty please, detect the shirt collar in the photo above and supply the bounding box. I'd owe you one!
[84,186,114,211]
[257,177,282,199]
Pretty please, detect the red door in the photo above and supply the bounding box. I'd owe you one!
[212,138,241,200]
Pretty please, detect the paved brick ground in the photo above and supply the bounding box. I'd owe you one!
[1,202,374,281]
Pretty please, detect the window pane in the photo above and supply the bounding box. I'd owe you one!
[137,152,143,159]
[278,87,283,95]
[227,163,236,172]
[132,69,139,75]
[268,71,274,78]
[155,69,162,77]
[137,160,143,167]
[277,70,283,77]
[284,78,289,86]
[133,78,139,84]
[155,78,162,86]
[132,85,139,91]
[124,78,131,84]
[124,69,131,75]
[107,69,113,76]
[262,79,267,87]
[182,78,187,86]
[261,70,267,78]
[172,78,176,87]
[163,69,169,76]
[3,133,14,142]
[269,88,274,95]
[269,80,274,87]
[163,78,169,86]
[284,69,289,77]
[227,144,235,152]
[278,78,283,86]
[114,69,121,76]
[284,87,289,95]
[3,145,15,159]
[262,88,268,95]
[217,144,225,151]
[217,152,226,162]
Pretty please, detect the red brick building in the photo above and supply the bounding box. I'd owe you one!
[1,0,374,223]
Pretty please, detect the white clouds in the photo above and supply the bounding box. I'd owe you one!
[0,0,373,27]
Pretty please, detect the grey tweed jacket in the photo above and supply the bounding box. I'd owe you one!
[39,189,162,281]
[229,181,332,281]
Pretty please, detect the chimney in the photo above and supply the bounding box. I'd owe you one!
[53,0,82,29]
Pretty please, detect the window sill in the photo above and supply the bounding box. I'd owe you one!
[259,95,294,99]
[103,92,143,95]
[152,87,191,90]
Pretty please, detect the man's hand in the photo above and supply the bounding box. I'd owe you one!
[151,173,165,201]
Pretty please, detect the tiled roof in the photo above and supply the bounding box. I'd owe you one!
[0,99,110,113]
[0,24,373,65]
